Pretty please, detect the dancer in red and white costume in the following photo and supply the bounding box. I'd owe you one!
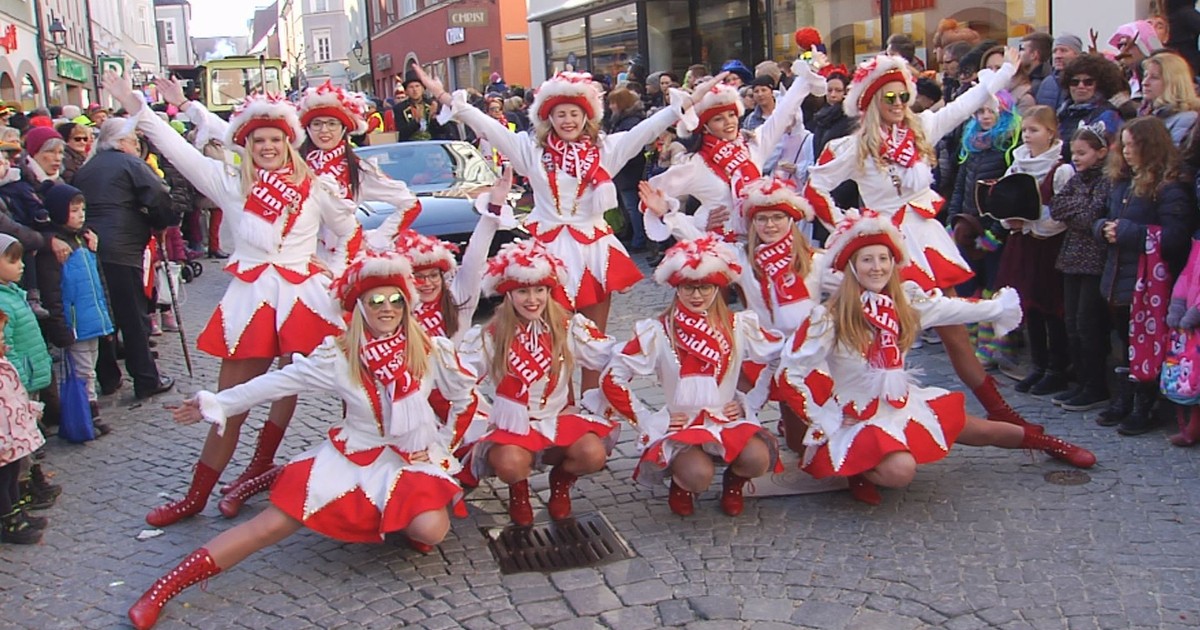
[104,73,361,528]
[599,234,785,517]
[411,64,725,388]
[126,250,479,630]
[642,55,830,242]
[776,210,1096,505]
[804,48,1044,435]
[458,239,620,526]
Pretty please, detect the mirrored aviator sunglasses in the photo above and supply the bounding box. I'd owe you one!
[365,292,405,309]
[883,90,911,105]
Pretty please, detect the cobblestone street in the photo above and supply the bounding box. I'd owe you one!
[5,255,1200,629]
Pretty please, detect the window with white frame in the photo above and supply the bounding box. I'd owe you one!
[401,0,416,17]
[159,20,175,44]
[138,6,151,43]
[312,0,329,12]
[313,29,332,62]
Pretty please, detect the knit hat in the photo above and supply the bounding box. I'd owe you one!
[845,54,915,118]
[720,59,754,84]
[226,92,304,148]
[0,233,17,256]
[482,239,569,297]
[1053,33,1084,54]
[28,115,54,129]
[44,183,85,226]
[653,233,742,288]
[24,127,63,157]
[298,80,369,136]
[529,72,604,127]
[330,250,418,312]
[824,208,909,272]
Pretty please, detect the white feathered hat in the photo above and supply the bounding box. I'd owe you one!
[740,177,815,223]
[824,208,909,272]
[845,54,915,119]
[529,72,604,127]
[482,239,569,297]
[392,229,459,274]
[227,92,305,148]
[297,80,369,136]
[654,233,743,288]
[682,83,744,134]
[330,250,417,311]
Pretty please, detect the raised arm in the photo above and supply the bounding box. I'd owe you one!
[454,170,518,313]
[922,51,1018,143]
[157,76,231,148]
[753,59,827,165]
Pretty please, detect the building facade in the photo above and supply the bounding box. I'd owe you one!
[154,0,195,70]
[367,0,530,100]
[90,0,160,107]
[38,0,95,106]
[527,0,1148,86]
[279,0,353,91]
[344,0,370,93]
[0,0,47,109]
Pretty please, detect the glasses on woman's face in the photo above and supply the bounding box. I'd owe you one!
[882,91,911,105]
[752,213,791,226]
[678,284,718,297]
[364,292,404,309]
[1069,77,1096,87]
[309,120,344,131]
[70,135,90,143]
[413,270,442,284]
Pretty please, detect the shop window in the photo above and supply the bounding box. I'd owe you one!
[21,74,37,110]
[471,50,491,93]
[645,0,690,76]
[695,1,753,71]
[588,4,638,88]
[548,18,587,74]
[452,54,470,91]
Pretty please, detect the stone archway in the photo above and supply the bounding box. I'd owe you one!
[0,73,15,104]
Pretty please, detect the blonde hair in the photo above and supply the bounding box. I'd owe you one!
[827,260,920,356]
[858,94,936,169]
[746,223,813,285]
[338,298,431,387]
[659,292,738,358]
[485,293,574,385]
[238,133,312,197]
[534,118,601,146]
[1144,53,1200,114]
[1022,105,1059,136]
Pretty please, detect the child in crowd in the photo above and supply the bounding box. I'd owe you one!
[0,309,47,544]
[0,234,51,402]
[995,105,1074,395]
[35,183,115,435]
[1049,123,1113,411]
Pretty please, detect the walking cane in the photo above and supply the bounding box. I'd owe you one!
[156,238,194,377]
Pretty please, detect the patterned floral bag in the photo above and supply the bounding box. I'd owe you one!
[1128,226,1172,383]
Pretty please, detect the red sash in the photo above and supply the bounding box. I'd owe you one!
[414,298,446,338]
[861,291,903,370]
[669,305,731,381]
[494,322,558,407]
[542,134,611,215]
[699,133,761,208]
[882,125,919,168]
[753,237,809,315]
[245,166,310,238]
[306,145,351,199]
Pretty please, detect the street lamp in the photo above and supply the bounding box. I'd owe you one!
[45,13,66,60]
[352,40,367,65]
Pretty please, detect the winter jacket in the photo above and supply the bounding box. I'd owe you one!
[1056,98,1122,161]
[61,145,87,184]
[0,160,53,227]
[392,97,452,142]
[155,148,195,222]
[811,103,854,157]
[72,149,171,269]
[0,281,52,392]
[605,104,648,192]
[1050,166,1112,275]
[948,141,1013,221]
[1034,69,1066,110]
[1142,104,1198,147]
[0,191,45,252]
[1095,179,1194,305]
[35,227,114,347]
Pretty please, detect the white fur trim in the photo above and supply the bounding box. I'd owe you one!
[845,54,915,119]
[741,178,814,221]
[226,93,305,147]
[195,391,228,437]
[990,286,1023,339]
[653,234,742,287]
[473,193,519,230]
[482,239,569,297]
[298,82,370,136]
[490,395,532,435]
[681,84,744,133]
[333,251,418,308]
[393,229,459,274]
[673,375,722,410]
[823,208,909,272]
[530,72,604,127]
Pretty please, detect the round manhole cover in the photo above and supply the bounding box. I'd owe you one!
[1044,470,1091,486]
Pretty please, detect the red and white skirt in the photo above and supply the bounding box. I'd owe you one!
[888,201,975,292]
[197,263,343,359]
[802,390,967,478]
[635,413,782,486]
[270,426,463,543]
[527,221,643,310]
[466,412,619,480]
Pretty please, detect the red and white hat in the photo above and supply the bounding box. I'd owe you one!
[653,233,742,288]
[529,72,604,127]
[482,239,569,297]
[227,92,305,148]
[298,80,369,136]
[824,208,909,272]
[392,229,459,274]
[331,250,418,311]
[741,178,816,223]
[683,83,744,133]
[845,54,915,119]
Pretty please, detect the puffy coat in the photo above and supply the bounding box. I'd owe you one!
[0,161,52,227]
[1056,98,1122,161]
[605,103,647,192]
[1095,179,1194,306]
[0,281,52,392]
[1050,166,1111,275]
[36,227,114,347]
[948,142,1013,220]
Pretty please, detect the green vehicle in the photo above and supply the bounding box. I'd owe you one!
[197,56,284,115]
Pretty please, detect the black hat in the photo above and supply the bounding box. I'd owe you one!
[403,71,422,87]
[751,75,776,90]
[915,77,942,103]
[975,173,1041,222]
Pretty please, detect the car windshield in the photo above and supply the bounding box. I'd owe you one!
[354,142,497,193]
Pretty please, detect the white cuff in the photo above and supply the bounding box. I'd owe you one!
[195,391,229,437]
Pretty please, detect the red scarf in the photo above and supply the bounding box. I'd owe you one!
[861,292,903,370]
[245,165,310,238]
[360,332,419,400]
[669,305,731,381]
[699,133,761,208]
[414,298,446,338]
[754,237,808,315]
[494,321,558,408]
[307,145,351,199]
[542,134,611,215]
[882,125,920,168]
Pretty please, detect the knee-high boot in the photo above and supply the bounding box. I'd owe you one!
[127,548,222,630]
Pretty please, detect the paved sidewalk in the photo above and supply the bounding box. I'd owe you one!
[3,255,1199,629]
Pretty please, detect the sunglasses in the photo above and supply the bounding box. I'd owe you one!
[70,136,90,142]
[1069,77,1096,87]
[882,91,911,105]
[364,292,405,309]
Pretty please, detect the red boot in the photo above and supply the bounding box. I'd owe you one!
[406,536,435,554]
[146,463,220,527]
[218,465,282,518]
[507,480,533,527]
[128,548,222,630]
[1170,407,1200,447]
[848,475,882,505]
[719,468,748,517]
[668,479,694,516]
[221,422,286,495]
[1019,426,1097,468]
[973,375,1044,433]
[547,466,577,521]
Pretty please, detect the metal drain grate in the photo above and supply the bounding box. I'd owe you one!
[482,512,634,574]
[1044,470,1092,486]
